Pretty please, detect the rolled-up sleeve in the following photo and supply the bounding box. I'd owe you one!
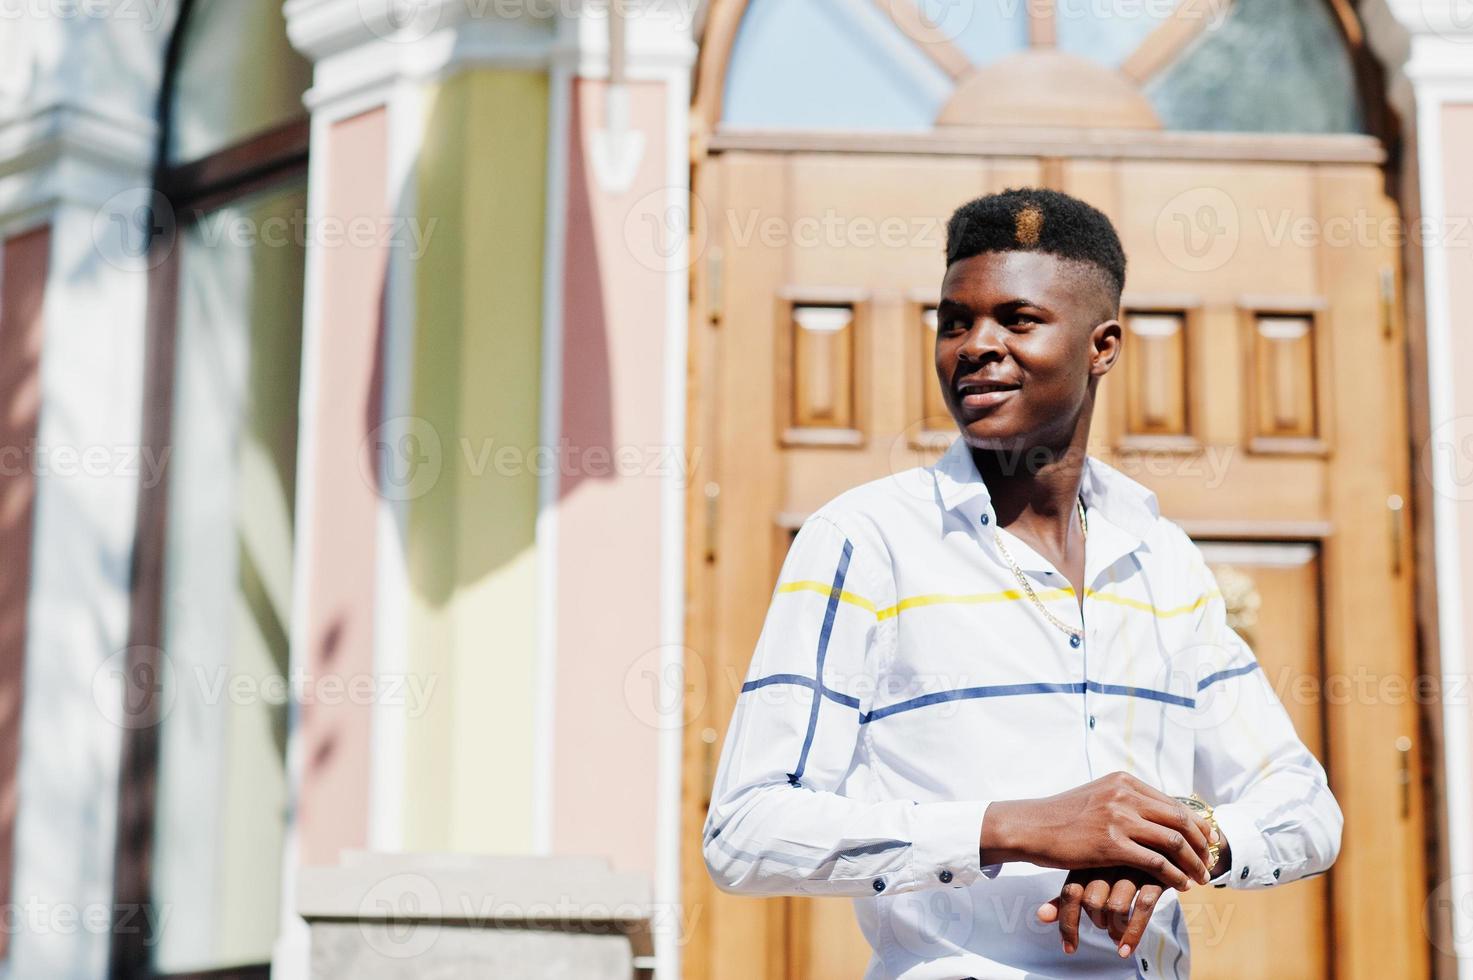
[1185,542,1344,890]
[703,512,998,898]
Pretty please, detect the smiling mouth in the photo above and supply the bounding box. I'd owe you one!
[955,380,1020,410]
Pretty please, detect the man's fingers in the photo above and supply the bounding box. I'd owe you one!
[1036,898,1059,924]
[1118,884,1164,957]
[1114,840,1193,891]
[1105,878,1137,943]
[1139,797,1213,872]
[1132,818,1210,886]
[1127,776,1192,814]
[1060,881,1084,954]
[1082,878,1111,931]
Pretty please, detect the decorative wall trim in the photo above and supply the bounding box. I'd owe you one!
[707,127,1388,163]
[533,22,574,858]
[655,61,692,980]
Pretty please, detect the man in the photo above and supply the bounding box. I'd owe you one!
[702,188,1342,978]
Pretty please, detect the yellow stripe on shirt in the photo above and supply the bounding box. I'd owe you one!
[1084,588,1222,618]
[875,588,1075,621]
[773,581,1222,623]
[775,580,879,615]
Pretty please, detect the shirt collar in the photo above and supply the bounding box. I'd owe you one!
[931,437,1160,544]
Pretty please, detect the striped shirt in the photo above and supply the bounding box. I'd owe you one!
[702,437,1342,979]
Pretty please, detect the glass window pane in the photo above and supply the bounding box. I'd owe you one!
[151,179,306,973]
[167,0,312,164]
[909,0,1027,68]
[1055,0,1179,68]
[723,0,948,131]
[1145,0,1363,133]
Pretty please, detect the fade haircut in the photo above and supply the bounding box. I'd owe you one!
[945,188,1127,311]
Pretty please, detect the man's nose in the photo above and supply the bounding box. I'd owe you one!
[959,319,1005,359]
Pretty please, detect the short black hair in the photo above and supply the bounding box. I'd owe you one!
[945,188,1127,299]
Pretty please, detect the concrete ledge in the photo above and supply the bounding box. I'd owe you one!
[298,852,653,979]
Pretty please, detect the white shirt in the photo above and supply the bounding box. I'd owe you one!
[703,438,1343,979]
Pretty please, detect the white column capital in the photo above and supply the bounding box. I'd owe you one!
[0,3,168,232]
[1365,0,1473,96]
[285,0,698,116]
[0,103,155,233]
[1384,0,1473,44]
[286,0,560,116]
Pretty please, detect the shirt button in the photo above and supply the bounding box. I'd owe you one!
[1069,634,1082,648]
[939,869,953,883]
[872,878,886,892]
[979,514,990,526]
[1088,714,1096,729]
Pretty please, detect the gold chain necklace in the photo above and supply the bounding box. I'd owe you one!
[992,497,1088,643]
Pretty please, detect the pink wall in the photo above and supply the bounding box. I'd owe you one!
[299,108,388,866]
[1441,103,1473,809]
[553,79,670,875]
[0,226,46,956]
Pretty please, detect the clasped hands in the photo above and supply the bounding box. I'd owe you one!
[977,772,1227,958]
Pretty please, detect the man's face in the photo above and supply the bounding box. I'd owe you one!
[935,250,1120,451]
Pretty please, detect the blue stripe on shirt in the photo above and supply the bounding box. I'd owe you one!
[1087,680,1195,708]
[1198,660,1259,691]
[742,673,862,710]
[743,659,1259,726]
[787,539,853,787]
[862,679,1197,722]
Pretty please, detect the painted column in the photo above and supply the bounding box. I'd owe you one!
[280,2,419,972]
[0,7,168,978]
[281,1,695,978]
[1365,3,1473,976]
[550,6,696,978]
[280,0,554,973]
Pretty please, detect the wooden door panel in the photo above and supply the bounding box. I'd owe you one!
[784,155,991,288]
[1180,543,1331,980]
[1076,160,1336,527]
[785,899,874,980]
[1314,165,1427,980]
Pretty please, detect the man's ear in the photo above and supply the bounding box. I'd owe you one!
[1089,318,1123,378]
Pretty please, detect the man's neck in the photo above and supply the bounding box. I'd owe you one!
[972,428,1091,556]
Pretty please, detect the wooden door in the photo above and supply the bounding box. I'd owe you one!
[682,137,1427,980]
[1183,543,1330,980]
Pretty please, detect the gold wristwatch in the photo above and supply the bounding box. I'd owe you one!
[1176,793,1222,872]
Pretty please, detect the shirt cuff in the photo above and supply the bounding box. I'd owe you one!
[1209,801,1272,889]
[910,800,1000,887]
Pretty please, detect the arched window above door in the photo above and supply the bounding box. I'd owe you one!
[1144,0,1363,133]
[717,0,1365,135]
